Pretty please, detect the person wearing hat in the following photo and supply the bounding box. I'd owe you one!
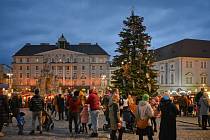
[158,94,178,140]
[135,94,154,140]
[29,88,44,135]
[0,88,9,137]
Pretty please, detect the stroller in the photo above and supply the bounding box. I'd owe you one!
[187,104,195,117]
[37,110,54,131]
[122,106,135,133]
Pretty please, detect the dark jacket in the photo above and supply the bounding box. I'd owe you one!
[0,94,9,123]
[57,95,65,112]
[10,95,20,118]
[159,98,178,140]
[29,94,44,112]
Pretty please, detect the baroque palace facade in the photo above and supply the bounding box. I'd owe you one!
[12,35,110,91]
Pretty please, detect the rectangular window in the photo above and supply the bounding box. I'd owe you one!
[27,66,30,70]
[82,58,85,62]
[27,73,30,78]
[19,66,22,70]
[73,73,77,79]
[204,62,207,68]
[27,58,30,63]
[58,66,62,70]
[82,66,85,70]
[186,61,192,68]
[92,73,95,78]
[52,66,55,70]
[100,66,103,70]
[170,73,174,84]
[92,66,95,70]
[186,61,188,68]
[189,62,192,68]
[35,73,39,78]
[20,58,22,63]
[91,57,96,62]
[36,66,39,70]
[66,66,70,70]
[73,66,77,70]
[186,77,192,84]
[201,61,207,69]
[20,73,22,78]
[160,74,164,84]
[201,76,207,84]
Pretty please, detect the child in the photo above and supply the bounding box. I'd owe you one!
[17,112,25,135]
[80,104,89,133]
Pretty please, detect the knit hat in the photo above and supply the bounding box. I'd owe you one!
[163,95,170,101]
[142,94,149,101]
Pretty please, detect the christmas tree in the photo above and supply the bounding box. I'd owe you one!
[112,10,158,97]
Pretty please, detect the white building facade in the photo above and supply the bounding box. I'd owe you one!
[154,39,210,94]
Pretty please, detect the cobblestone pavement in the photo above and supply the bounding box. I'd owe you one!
[1,109,210,140]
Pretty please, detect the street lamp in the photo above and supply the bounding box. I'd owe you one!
[7,73,13,89]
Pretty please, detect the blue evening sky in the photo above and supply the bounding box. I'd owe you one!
[0,0,210,64]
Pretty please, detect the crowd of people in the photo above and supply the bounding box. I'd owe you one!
[0,87,210,140]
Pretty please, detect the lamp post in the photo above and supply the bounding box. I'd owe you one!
[7,73,13,89]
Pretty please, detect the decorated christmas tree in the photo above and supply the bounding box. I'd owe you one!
[112,10,158,97]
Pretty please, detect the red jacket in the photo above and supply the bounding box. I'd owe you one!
[69,96,82,113]
[87,93,100,111]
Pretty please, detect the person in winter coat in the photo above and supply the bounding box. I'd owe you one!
[68,90,82,135]
[199,92,210,130]
[0,88,9,137]
[57,94,65,120]
[29,89,44,135]
[80,104,89,133]
[17,112,25,135]
[86,89,100,137]
[109,93,123,140]
[195,88,204,126]
[149,98,158,132]
[159,94,178,140]
[10,93,20,119]
[135,94,154,140]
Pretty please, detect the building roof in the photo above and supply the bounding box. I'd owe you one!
[14,42,109,56]
[154,39,210,61]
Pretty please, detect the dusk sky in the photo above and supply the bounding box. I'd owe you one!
[0,0,210,65]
